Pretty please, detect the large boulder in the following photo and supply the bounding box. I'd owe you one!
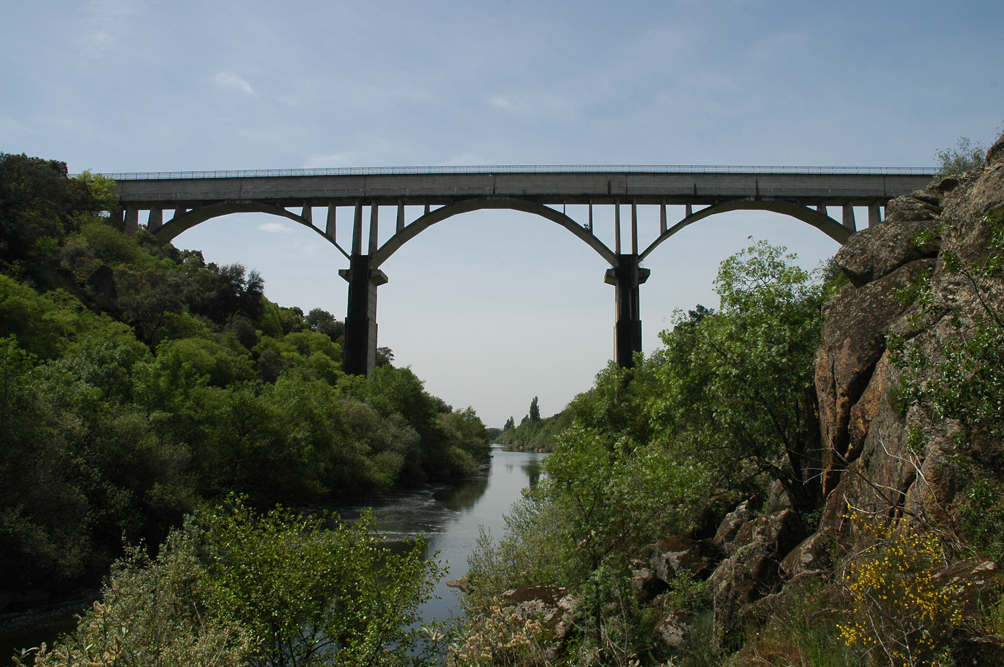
[836,217,940,288]
[708,509,807,646]
[650,535,724,583]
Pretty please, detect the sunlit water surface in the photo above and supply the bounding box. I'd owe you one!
[333,446,545,624]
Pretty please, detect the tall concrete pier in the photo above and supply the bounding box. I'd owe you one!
[111,165,936,375]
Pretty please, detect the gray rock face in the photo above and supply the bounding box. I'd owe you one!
[836,217,940,288]
[814,134,1004,553]
[653,610,695,650]
[713,501,752,551]
[884,193,940,222]
[708,509,807,647]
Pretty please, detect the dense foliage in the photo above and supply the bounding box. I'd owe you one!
[462,242,832,665]
[15,498,444,667]
[0,153,490,595]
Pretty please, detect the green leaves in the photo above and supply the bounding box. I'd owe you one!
[202,497,445,667]
[654,241,826,510]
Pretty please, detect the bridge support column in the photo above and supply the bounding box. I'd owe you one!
[340,254,388,377]
[605,254,650,368]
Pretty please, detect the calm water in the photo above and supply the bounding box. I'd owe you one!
[334,446,546,623]
[1,446,543,661]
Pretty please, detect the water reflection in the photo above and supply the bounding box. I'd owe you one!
[432,474,490,512]
[522,459,542,488]
[338,447,547,623]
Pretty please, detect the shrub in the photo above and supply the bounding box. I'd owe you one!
[838,514,963,666]
[14,518,254,667]
[934,137,986,177]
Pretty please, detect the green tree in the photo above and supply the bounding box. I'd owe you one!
[651,241,826,511]
[202,497,446,667]
[529,396,540,422]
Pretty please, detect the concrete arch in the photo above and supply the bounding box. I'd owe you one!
[371,197,618,269]
[150,202,351,260]
[638,200,851,263]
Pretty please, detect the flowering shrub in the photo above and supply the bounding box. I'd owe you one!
[449,598,552,667]
[838,514,963,666]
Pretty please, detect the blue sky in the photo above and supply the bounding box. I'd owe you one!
[2,0,1002,426]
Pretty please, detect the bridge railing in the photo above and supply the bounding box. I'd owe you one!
[98,165,938,181]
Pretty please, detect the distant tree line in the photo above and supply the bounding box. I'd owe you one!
[495,396,570,451]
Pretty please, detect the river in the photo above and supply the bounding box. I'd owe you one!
[333,445,546,624]
[1,445,544,659]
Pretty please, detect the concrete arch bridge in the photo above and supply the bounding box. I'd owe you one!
[110,165,935,376]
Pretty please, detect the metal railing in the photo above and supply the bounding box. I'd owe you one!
[99,164,938,181]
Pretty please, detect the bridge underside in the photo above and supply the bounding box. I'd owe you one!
[114,168,934,376]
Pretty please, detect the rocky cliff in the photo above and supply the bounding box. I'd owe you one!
[815,134,1004,541]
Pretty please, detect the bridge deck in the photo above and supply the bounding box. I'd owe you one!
[113,167,936,208]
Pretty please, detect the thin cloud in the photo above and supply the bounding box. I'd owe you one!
[304,152,354,168]
[80,0,138,58]
[214,71,254,94]
[258,222,293,234]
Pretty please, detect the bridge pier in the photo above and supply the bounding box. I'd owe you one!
[340,254,388,377]
[605,254,650,368]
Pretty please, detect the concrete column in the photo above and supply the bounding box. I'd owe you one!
[171,207,187,221]
[660,201,667,235]
[352,203,363,255]
[124,207,139,235]
[369,203,379,254]
[148,207,163,232]
[604,254,650,368]
[325,204,337,241]
[842,204,856,232]
[614,202,621,254]
[588,201,594,233]
[868,202,881,228]
[341,254,388,377]
[631,201,638,254]
[686,203,693,218]
[396,202,405,234]
[301,204,312,224]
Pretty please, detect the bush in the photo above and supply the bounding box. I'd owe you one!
[14,499,449,667]
[838,514,962,666]
[202,497,447,667]
[15,518,253,667]
[934,136,986,177]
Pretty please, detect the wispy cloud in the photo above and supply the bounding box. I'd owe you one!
[80,0,138,58]
[258,222,293,233]
[487,91,576,119]
[214,71,254,94]
[304,152,354,168]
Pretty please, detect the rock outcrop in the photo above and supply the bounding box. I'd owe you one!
[815,145,1004,538]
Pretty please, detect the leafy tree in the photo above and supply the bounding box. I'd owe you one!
[529,396,541,422]
[376,345,394,367]
[650,240,826,511]
[305,307,344,342]
[503,416,515,431]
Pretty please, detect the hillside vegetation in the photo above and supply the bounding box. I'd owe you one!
[452,133,1004,666]
[0,153,490,597]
